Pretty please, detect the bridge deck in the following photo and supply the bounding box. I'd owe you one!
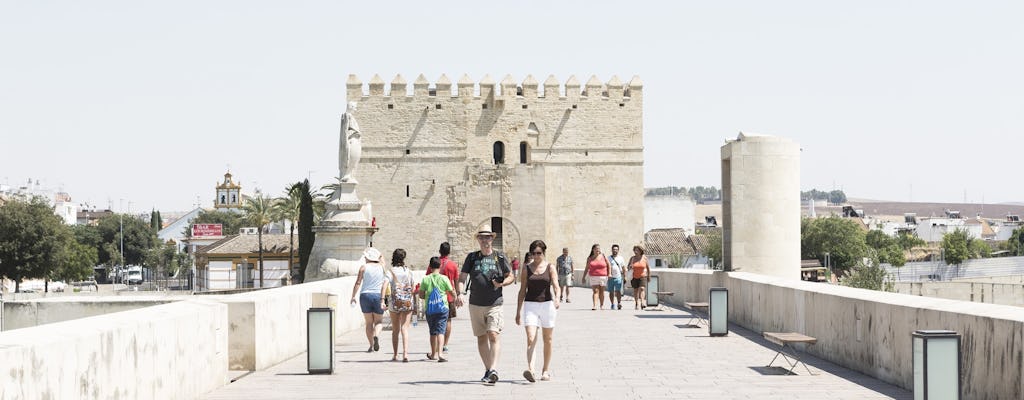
[205,287,910,400]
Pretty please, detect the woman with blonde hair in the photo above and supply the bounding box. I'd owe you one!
[387,248,415,362]
[580,244,610,310]
[628,245,650,310]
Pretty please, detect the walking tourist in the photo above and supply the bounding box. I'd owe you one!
[387,249,415,362]
[350,247,387,352]
[515,240,560,382]
[628,245,651,310]
[438,242,460,354]
[581,244,610,310]
[421,256,455,363]
[458,225,513,384]
[511,256,520,284]
[556,248,574,303]
[606,244,626,310]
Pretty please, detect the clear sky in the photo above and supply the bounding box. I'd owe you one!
[2,1,1022,212]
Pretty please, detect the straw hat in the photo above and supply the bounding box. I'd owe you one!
[476,224,497,237]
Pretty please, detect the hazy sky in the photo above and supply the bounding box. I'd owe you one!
[2,1,1022,212]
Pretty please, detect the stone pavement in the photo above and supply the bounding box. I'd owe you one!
[204,287,911,400]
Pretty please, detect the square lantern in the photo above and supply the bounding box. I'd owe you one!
[307,307,335,374]
[913,330,961,400]
[646,275,660,307]
[709,287,728,336]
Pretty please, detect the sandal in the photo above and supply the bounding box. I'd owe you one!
[523,370,535,382]
[402,357,409,363]
[426,353,437,360]
[541,371,551,381]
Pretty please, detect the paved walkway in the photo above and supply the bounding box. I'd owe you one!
[205,287,910,400]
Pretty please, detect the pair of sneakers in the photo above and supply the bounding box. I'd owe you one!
[480,369,499,384]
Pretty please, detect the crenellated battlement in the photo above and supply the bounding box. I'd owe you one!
[346,73,642,101]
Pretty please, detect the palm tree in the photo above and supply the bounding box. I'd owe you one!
[275,184,303,283]
[242,192,275,288]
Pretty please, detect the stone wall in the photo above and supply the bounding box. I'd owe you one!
[653,269,1023,399]
[349,74,644,266]
[0,299,228,400]
[894,281,1024,307]
[2,296,176,331]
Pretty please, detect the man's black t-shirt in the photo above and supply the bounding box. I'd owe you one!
[461,250,511,306]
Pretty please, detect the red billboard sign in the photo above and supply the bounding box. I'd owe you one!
[192,224,223,237]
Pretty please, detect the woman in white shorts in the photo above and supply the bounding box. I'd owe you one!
[515,239,561,383]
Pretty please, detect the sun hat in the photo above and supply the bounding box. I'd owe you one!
[363,247,383,262]
[476,224,497,237]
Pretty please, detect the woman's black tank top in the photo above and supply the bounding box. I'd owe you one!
[525,263,553,302]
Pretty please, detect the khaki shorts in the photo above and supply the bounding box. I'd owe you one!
[468,304,504,337]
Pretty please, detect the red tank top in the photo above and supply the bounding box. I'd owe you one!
[588,256,608,276]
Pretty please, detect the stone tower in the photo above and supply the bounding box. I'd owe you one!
[721,132,801,279]
[344,73,645,265]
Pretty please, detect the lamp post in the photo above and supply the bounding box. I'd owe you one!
[913,330,961,399]
[709,287,729,336]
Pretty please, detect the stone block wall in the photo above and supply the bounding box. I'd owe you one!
[348,74,644,265]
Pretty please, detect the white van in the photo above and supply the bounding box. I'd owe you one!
[127,266,143,285]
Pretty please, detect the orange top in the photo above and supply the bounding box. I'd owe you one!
[631,257,648,279]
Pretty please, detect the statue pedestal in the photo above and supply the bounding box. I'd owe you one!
[305,182,378,282]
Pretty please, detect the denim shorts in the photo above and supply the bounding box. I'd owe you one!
[607,277,623,293]
[426,313,448,336]
[359,292,384,314]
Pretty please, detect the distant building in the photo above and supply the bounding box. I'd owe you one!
[643,195,696,235]
[214,171,243,211]
[194,233,294,291]
[643,228,711,269]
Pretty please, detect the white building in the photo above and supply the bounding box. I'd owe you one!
[915,217,982,242]
[194,233,294,291]
[643,195,696,235]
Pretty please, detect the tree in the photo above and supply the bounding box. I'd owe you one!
[150,209,160,232]
[941,229,971,266]
[700,230,723,269]
[896,231,926,250]
[52,241,98,285]
[275,183,303,283]
[1005,227,1024,256]
[242,193,275,288]
[297,179,316,282]
[865,230,906,267]
[801,216,869,277]
[843,255,894,292]
[0,197,69,292]
[968,238,991,259]
[94,214,159,266]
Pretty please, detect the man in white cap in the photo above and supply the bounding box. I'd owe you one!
[350,247,388,353]
[457,225,513,384]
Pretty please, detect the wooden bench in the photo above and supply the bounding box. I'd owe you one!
[683,302,709,327]
[763,332,818,375]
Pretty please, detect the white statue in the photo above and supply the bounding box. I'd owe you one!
[338,101,362,183]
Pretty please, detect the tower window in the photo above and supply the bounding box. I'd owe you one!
[490,217,504,250]
[522,104,528,109]
[436,104,442,109]
[519,141,529,164]
[388,104,394,109]
[493,141,505,164]
[405,149,410,155]
[406,185,410,197]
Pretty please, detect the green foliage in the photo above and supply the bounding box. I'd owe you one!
[190,210,245,237]
[896,231,926,250]
[243,193,275,288]
[941,229,971,266]
[0,197,70,289]
[701,230,723,269]
[297,180,316,282]
[801,189,847,204]
[842,256,894,292]
[865,230,906,267]
[276,183,303,282]
[94,214,159,266]
[53,241,98,283]
[801,216,869,277]
[644,186,721,202]
[969,238,991,259]
[1007,227,1024,256]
